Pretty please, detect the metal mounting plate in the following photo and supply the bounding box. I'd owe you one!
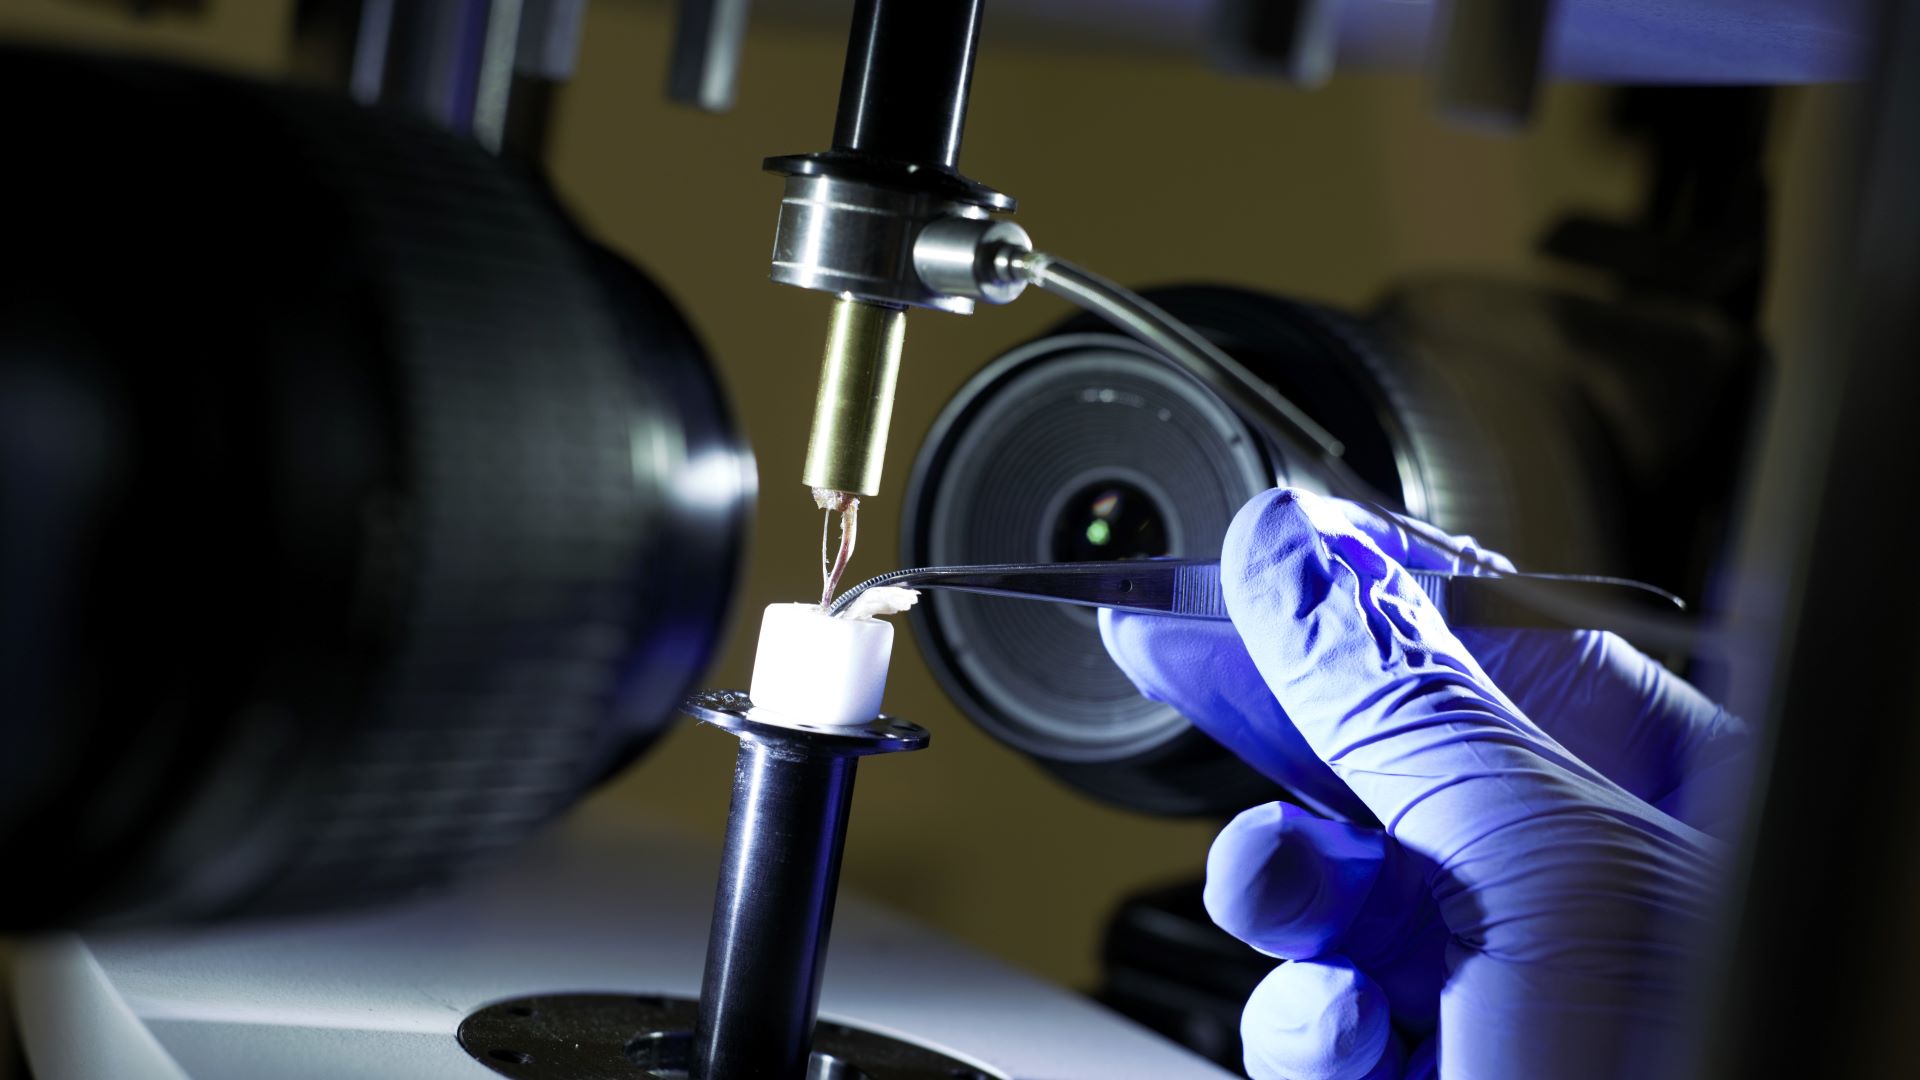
[682,689,930,756]
[458,993,1004,1079]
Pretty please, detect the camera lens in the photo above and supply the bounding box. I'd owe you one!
[1049,481,1170,563]
[905,287,1434,816]
[908,282,1758,818]
[904,331,1283,815]
[0,50,751,927]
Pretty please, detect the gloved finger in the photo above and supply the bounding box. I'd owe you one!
[1460,628,1751,834]
[1240,958,1395,1080]
[1204,802,1392,959]
[1207,801,1448,1031]
[1329,499,1515,576]
[1218,489,1640,863]
[1098,609,1371,821]
[1105,494,1747,830]
[1103,607,1749,831]
[1330,496,1750,824]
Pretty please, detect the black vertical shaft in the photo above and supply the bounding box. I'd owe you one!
[831,0,985,170]
[691,739,859,1080]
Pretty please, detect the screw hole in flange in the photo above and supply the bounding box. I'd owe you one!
[626,1030,694,1071]
[461,993,1009,1079]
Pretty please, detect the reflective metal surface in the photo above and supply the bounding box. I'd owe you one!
[1018,253,1372,502]
[911,216,1032,306]
[769,173,989,313]
[459,993,1004,1079]
[803,299,908,498]
[827,560,1685,641]
[680,692,929,1079]
[831,0,984,170]
[681,690,928,755]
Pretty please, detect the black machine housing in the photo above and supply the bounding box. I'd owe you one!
[0,49,751,928]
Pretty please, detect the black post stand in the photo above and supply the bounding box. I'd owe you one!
[679,690,929,1080]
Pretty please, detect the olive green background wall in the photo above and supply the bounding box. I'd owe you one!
[0,0,1840,1001]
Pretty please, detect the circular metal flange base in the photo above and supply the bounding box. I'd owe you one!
[765,172,998,314]
[458,993,1004,1079]
[681,690,929,757]
[764,152,1015,212]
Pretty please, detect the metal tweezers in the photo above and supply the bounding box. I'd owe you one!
[827,559,1685,636]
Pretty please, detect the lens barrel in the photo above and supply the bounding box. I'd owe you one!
[0,49,751,926]
[905,287,1442,815]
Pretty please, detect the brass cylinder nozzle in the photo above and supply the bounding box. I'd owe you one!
[802,297,906,498]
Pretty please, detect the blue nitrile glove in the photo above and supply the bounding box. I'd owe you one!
[1099,489,1750,1080]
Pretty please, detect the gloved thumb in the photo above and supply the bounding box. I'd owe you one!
[1219,489,1649,864]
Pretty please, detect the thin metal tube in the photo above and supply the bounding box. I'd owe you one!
[803,297,906,498]
[1006,250,1720,643]
[1019,252,1382,504]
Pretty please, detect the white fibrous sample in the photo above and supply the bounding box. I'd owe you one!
[750,603,893,726]
[838,586,919,621]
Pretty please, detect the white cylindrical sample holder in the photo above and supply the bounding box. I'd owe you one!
[748,604,893,726]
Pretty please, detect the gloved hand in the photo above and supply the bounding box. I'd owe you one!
[1099,489,1750,1080]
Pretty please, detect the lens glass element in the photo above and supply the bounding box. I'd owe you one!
[1050,481,1169,562]
[911,347,1274,762]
